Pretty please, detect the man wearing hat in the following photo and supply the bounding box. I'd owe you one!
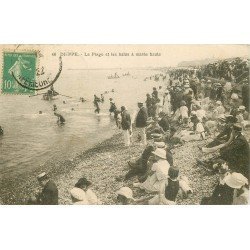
[109,98,117,116]
[219,123,249,178]
[205,115,237,148]
[37,172,58,205]
[202,171,248,205]
[135,102,148,146]
[121,106,132,147]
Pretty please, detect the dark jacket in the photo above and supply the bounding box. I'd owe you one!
[220,134,249,178]
[165,178,179,201]
[158,117,170,132]
[204,184,234,205]
[121,110,131,130]
[39,180,58,205]
[135,107,148,128]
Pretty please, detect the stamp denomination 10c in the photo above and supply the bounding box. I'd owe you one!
[2,51,37,95]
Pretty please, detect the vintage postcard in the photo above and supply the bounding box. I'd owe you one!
[0,44,249,205]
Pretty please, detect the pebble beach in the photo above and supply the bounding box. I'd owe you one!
[0,128,220,205]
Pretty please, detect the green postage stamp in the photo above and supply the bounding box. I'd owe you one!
[2,51,37,95]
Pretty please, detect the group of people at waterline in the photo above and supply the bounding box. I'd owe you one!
[26,64,249,205]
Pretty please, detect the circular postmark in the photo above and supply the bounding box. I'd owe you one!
[11,54,63,91]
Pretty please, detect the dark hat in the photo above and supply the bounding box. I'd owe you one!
[225,115,237,123]
[233,123,242,131]
[75,177,92,188]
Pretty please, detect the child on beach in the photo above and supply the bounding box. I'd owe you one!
[179,100,189,126]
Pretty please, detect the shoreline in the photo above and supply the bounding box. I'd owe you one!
[0,128,218,205]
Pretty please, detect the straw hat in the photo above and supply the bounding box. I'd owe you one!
[70,187,86,201]
[180,100,186,106]
[224,173,248,189]
[152,148,166,159]
[231,93,238,100]
[154,142,166,148]
[216,101,222,105]
[184,84,190,88]
[37,172,48,181]
[238,106,246,111]
[116,187,134,200]
[217,114,226,122]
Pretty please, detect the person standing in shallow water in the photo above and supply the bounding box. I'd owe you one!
[93,94,101,114]
[0,126,3,136]
[109,98,117,116]
[54,112,65,125]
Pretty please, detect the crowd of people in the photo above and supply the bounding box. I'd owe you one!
[26,57,249,205]
[198,57,249,83]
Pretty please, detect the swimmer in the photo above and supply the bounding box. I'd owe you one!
[0,126,3,136]
[94,95,101,114]
[53,104,57,111]
[63,101,66,104]
[101,94,104,103]
[54,112,65,124]
[39,111,43,114]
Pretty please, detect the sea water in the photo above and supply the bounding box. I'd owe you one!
[0,69,165,179]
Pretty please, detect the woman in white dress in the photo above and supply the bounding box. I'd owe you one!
[162,90,171,115]
[72,177,102,205]
[133,148,170,194]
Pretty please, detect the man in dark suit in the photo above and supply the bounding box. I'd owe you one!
[135,102,148,146]
[37,172,58,205]
[121,106,131,146]
[220,124,249,179]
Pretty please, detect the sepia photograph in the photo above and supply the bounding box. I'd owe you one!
[0,44,249,206]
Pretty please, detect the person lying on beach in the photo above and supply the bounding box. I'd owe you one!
[204,115,237,148]
[54,112,65,125]
[198,124,249,178]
